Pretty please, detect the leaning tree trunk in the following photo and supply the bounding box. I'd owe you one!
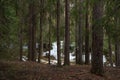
[64,0,70,66]
[91,0,104,75]
[57,0,61,66]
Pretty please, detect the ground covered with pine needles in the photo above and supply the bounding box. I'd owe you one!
[0,61,120,80]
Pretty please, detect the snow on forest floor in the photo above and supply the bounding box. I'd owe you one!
[22,41,107,65]
[0,61,119,80]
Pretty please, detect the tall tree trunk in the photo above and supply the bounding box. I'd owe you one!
[15,0,18,16]
[85,0,90,64]
[108,36,113,67]
[115,18,120,67]
[91,0,104,75]
[32,11,36,61]
[74,0,79,64]
[28,1,36,61]
[19,19,23,61]
[17,0,23,61]
[48,14,51,65]
[57,0,61,66]
[28,25,31,61]
[115,42,120,67]
[115,43,117,66]
[64,0,70,65]
[28,2,33,61]
[38,0,44,63]
[78,0,83,64]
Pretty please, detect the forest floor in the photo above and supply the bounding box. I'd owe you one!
[0,61,120,80]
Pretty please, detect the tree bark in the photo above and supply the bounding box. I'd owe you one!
[57,0,61,66]
[64,0,70,65]
[78,0,83,64]
[28,1,36,61]
[38,0,44,63]
[108,37,113,67]
[18,0,23,61]
[115,43,120,67]
[115,18,120,67]
[19,18,23,61]
[74,0,79,64]
[85,0,90,64]
[48,14,51,65]
[91,0,104,75]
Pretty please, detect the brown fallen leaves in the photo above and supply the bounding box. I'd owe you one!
[0,61,120,80]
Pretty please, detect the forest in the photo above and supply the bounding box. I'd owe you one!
[0,0,120,80]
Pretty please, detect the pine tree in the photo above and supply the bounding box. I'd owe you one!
[64,0,70,65]
[91,0,104,75]
[57,0,61,66]
[85,0,90,64]
[28,0,37,61]
[78,0,83,64]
